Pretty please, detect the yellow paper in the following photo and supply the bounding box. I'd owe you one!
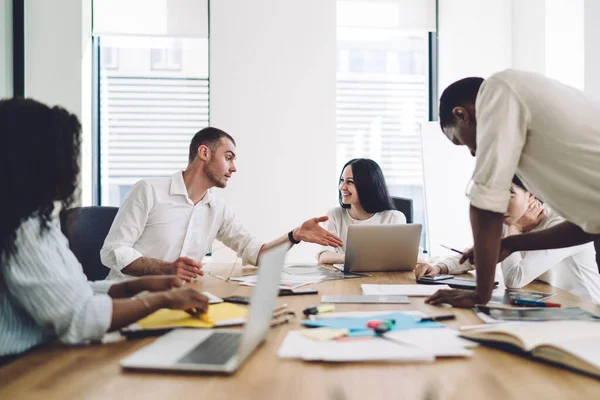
[299,328,349,341]
[136,303,248,330]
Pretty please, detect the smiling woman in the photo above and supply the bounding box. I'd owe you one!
[317,158,407,265]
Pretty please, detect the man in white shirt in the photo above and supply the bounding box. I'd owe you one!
[416,177,600,303]
[101,127,343,281]
[426,69,600,308]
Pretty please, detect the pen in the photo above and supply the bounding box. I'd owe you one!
[509,299,561,308]
[441,244,463,255]
[419,314,456,322]
[303,304,335,317]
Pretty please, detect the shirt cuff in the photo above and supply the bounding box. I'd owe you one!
[467,180,511,214]
[113,247,145,271]
[83,294,113,341]
[89,280,113,295]
[240,238,264,266]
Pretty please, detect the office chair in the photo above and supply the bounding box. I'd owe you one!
[391,197,413,224]
[60,206,119,281]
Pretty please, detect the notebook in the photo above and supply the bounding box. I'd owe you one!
[476,305,600,322]
[131,302,248,330]
[361,284,450,296]
[459,321,600,378]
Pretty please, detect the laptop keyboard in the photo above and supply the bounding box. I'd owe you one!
[177,332,241,366]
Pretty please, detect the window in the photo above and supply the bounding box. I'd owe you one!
[92,0,209,206]
[336,0,435,248]
[100,47,119,70]
[151,40,183,70]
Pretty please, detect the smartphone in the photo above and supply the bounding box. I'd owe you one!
[222,295,251,305]
[279,287,318,296]
[419,274,453,282]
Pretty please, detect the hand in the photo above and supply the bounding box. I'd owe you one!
[425,289,478,308]
[414,263,442,279]
[166,256,204,282]
[459,240,514,265]
[127,276,184,295]
[511,200,545,233]
[163,287,209,314]
[293,216,344,247]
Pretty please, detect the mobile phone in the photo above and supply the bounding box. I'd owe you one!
[419,274,453,282]
[279,287,318,296]
[222,295,251,305]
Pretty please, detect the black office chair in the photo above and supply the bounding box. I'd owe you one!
[60,206,119,281]
[391,197,413,224]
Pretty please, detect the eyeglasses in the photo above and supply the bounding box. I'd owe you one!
[270,310,296,327]
[205,256,239,282]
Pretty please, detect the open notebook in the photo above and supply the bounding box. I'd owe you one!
[460,321,600,378]
[127,303,248,331]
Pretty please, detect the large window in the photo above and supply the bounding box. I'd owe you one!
[336,0,435,248]
[92,0,209,206]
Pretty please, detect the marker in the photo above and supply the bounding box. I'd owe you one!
[303,304,336,317]
[441,244,463,255]
[419,314,456,322]
[510,299,561,308]
[366,319,395,329]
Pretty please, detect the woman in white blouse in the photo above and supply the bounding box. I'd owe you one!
[415,176,600,303]
[0,98,209,360]
[317,158,406,265]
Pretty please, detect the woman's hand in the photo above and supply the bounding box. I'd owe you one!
[414,263,442,279]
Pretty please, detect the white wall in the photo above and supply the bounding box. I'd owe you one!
[585,0,600,98]
[0,0,12,98]
[24,0,93,205]
[438,0,513,90]
[209,0,337,263]
[512,0,546,74]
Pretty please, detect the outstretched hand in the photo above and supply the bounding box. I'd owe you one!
[294,216,344,248]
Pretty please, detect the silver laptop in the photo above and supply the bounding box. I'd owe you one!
[120,243,289,374]
[343,224,422,273]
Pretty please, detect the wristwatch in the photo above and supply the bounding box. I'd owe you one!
[288,230,301,244]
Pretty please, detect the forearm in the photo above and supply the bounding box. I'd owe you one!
[318,251,345,265]
[503,221,596,252]
[109,292,168,331]
[471,205,504,303]
[121,257,171,277]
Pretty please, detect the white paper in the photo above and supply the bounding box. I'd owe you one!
[312,310,426,320]
[361,284,450,296]
[385,328,475,357]
[202,291,223,304]
[278,331,434,363]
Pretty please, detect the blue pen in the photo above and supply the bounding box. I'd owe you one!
[510,299,561,308]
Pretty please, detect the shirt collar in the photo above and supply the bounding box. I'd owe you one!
[169,170,213,207]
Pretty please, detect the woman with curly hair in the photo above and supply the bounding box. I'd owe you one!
[0,98,209,360]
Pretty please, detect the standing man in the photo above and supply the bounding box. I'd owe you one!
[101,127,343,281]
[426,69,600,308]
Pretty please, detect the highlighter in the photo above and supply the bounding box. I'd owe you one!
[303,304,336,317]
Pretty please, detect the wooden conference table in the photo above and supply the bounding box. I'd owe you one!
[1,265,600,400]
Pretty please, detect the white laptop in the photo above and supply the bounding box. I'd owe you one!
[120,243,289,374]
[343,224,422,273]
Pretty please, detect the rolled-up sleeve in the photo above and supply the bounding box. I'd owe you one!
[438,253,474,275]
[216,205,264,266]
[467,78,530,213]
[100,180,151,273]
[5,219,113,345]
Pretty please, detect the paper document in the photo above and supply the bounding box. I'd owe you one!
[385,328,475,357]
[230,273,323,289]
[361,284,450,296]
[133,302,247,330]
[278,331,435,363]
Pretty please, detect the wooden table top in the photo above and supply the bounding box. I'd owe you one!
[2,264,600,400]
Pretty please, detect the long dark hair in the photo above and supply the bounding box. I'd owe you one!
[0,98,81,261]
[338,158,394,213]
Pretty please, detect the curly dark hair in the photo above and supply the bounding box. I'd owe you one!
[0,98,81,262]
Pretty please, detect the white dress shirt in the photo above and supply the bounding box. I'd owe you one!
[101,171,263,280]
[438,206,600,303]
[467,69,600,233]
[1,216,112,357]
[317,207,407,259]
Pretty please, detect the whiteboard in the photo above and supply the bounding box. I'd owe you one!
[420,121,475,258]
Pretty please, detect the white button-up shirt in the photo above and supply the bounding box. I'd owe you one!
[1,217,112,357]
[467,69,600,233]
[100,171,263,281]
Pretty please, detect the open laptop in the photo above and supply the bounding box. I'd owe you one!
[343,224,422,273]
[120,242,290,374]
